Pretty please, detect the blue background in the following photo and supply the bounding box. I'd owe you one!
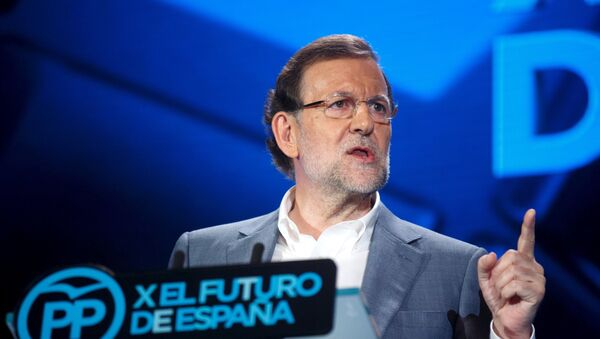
[1,0,598,336]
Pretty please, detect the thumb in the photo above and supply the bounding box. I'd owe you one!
[477,252,497,282]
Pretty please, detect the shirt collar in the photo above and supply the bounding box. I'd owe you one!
[277,186,381,247]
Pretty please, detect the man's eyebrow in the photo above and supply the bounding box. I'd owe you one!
[329,92,389,100]
[329,91,354,97]
[368,94,391,101]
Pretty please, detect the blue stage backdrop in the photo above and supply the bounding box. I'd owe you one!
[1,0,599,336]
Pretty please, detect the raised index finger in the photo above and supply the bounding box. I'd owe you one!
[517,208,536,258]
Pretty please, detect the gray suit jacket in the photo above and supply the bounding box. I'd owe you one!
[169,204,491,338]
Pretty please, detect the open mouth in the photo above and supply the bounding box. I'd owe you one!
[347,147,375,162]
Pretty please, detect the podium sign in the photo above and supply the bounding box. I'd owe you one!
[10,260,336,338]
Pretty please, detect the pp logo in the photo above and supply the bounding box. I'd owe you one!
[16,266,125,339]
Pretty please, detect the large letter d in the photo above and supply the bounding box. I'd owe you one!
[493,30,600,177]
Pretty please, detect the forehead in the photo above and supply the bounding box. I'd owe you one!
[300,58,387,101]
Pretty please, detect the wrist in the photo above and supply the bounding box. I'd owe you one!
[492,320,533,339]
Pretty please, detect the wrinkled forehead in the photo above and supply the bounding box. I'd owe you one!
[299,57,388,102]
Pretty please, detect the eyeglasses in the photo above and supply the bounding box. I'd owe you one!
[301,92,397,123]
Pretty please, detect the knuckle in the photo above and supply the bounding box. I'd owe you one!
[537,263,545,275]
[514,251,528,261]
[509,279,519,288]
[535,284,546,298]
[491,266,501,277]
[508,264,517,276]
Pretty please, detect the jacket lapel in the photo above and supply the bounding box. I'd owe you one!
[361,205,427,337]
[226,210,279,264]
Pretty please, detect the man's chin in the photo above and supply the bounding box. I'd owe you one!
[340,175,388,195]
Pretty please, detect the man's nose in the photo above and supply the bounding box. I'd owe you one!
[349,102,375,135]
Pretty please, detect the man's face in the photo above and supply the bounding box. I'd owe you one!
[293,57,391,194]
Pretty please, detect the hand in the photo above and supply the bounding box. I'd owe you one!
[477,209,546,338]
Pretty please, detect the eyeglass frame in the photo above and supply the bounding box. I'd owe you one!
[300,92,398,123]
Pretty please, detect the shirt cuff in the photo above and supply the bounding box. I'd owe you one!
[489,320,536,339]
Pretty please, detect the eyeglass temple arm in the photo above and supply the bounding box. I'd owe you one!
[302,100,326,109]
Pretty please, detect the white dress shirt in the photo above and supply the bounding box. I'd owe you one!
[271,187,379,289]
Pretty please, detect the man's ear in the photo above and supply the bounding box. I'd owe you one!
[271,111,299,158]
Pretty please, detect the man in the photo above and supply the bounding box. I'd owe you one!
[170,35,545,338]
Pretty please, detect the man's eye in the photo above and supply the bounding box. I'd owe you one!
[371,102,388,113]
[328,98,351,110]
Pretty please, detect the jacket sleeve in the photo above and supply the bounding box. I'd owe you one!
[453,247,493,339]
[168,232,190,269]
